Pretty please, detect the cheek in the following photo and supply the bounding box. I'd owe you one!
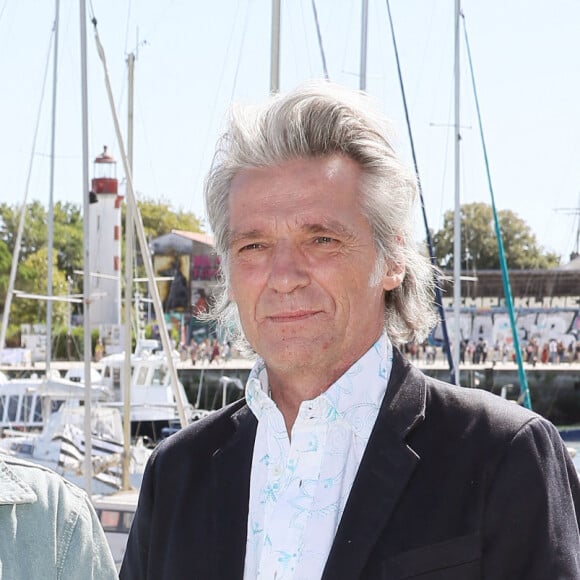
[349,280,385,313]
[228,263,249,303]
[229,273,260,318]
[333,283,366,314]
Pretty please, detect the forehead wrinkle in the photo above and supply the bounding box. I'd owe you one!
[229,228,267,246]
[300,219,357,241]
[229,217,365,252]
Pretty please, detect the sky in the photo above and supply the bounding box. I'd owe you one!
[1,0,580,263]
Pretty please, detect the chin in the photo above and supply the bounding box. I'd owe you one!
[259,339,322,366]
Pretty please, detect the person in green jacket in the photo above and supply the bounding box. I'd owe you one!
[0,455,117,579]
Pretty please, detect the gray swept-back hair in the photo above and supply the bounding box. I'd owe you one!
[204,80,438,347]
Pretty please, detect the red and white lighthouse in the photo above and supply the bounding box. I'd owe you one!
[88,146,122,330]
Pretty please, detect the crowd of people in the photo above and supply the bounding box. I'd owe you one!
[181,334,580,368]
[179,338,236,366]
[404,336,580,366]
[523,336,580,365]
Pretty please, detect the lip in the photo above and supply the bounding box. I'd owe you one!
[266,310,320,323]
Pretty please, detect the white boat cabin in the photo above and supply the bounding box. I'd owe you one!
[93,490,139,570]
[0,375,109,432]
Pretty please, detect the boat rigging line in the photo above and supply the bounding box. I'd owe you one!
[46,0,60,376]
[310,0,329,80]
[384,0,456,384]
[87,8,189,429]
[554,196,580,259]
[229,0,251,101]
[0,21,55,360]
[461,11,532,410]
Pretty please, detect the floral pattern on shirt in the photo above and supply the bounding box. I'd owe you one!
[243,335,393,580]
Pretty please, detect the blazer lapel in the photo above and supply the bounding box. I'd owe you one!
[210,404,257,580]
[323,351,426,580]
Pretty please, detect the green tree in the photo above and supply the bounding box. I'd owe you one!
[0,200,47,259]
[53,202,84,276]
[0,201,85,307]
[0,197,204,326]
[9,247,68,326]
[0,198,204,271]
[123,197,204,277]
[0,239,10,314]
[127,197,203,240]
[433,202,560,270]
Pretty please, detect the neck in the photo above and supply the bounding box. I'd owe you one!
[267,366,340,435]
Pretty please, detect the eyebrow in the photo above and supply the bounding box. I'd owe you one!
[229,229,265,247]
[301,221,355,240]
[229,220,356,246]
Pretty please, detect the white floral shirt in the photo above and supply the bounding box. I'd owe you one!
[243,335,393,580]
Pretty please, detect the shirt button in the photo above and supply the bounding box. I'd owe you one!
[272,465,282,477]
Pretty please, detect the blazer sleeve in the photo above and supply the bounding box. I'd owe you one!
[119,449,157,580]
[482,417,580,578]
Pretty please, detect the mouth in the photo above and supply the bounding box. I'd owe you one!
[267,310,320,323]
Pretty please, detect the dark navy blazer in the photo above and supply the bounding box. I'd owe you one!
[120,348,580,579]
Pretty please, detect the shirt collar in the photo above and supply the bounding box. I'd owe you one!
[0,459,38,505]
[245,334,393,428]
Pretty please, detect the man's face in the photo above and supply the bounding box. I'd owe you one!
[227,155,403,381]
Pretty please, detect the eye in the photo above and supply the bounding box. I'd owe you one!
[239,242,264,252]
[314,236,335,245]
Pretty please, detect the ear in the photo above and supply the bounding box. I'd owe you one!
[382,263,405,292]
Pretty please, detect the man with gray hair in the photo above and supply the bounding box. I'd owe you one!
[121,82,580,579]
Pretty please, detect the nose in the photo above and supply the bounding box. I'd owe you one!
[267,241,310,293]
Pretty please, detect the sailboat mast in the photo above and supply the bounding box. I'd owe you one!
[79,0,93,495]
[270,0,281,94]
[46,0,60,375]
[359,0,369,91]
[452,0,462,384]
[121,52,136,491]
[127,53,135,172]
[92,22,189,429]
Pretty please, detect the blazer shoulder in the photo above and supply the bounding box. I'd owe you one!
[421,372,545,441]
[384,351,545,446]
[149,398,251,464]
